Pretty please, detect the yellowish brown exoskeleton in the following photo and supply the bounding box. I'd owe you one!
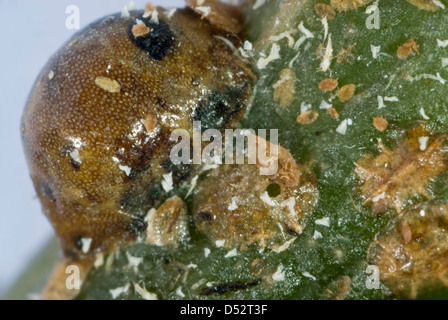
[368,201,448,299]
[192,135,319,251]
[22,0,253,262]
[355,125,448,215]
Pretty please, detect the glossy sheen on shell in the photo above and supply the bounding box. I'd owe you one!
[21,8,251,259]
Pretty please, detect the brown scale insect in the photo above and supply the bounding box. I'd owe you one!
[372,117,388,132]
[355,125,448,214]
[192,135,318,250]
[337,83,356,102]
[397,38,420,60]
[336,43,356,64]
[320,276,352,300]
[145,196,189,247]
[273,68,296,108]
[328,107,340,119]
[297,110,319,125]
[318,78,338,92]
[368,201,448,299]
[330,0,373,12]
[21,3,252,260]
[406,0,442,11]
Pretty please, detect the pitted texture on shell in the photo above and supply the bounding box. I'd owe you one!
[22,8,251,259]
[185,0,243,34]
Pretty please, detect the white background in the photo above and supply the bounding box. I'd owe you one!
[0,0,185,297]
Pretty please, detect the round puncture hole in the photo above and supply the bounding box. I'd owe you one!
[266,183,281,198]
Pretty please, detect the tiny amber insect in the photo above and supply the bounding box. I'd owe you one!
[328,107,340,119]
[273,68,296,108]
[372,116,388,132]
[397,38,420,60]
[318,78,338,92]
[297,110,319,125]
[330,0,373,12]
[22,2,252,259]
[337,83,356,102]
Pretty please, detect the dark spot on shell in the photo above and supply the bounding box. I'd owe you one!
[161,158,192,182]
[60,143,81,171]
[193,88,248,130]
[161,256,171,264]
[191,76,201,87]
[128,18,174,60]
[22,7,252,258]
[41,182,56,202]
[120,182,163,218]
[196,211,212,222]
[284,223,301,237]
[125,217,147,236]
[70,160,81,171]
[74,236,84,250]
[266,183,281,197]
[112,131,158,175]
